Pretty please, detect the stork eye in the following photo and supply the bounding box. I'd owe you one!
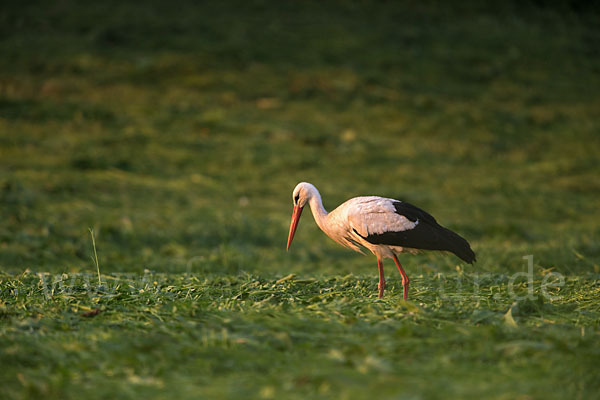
[294,194,300,204]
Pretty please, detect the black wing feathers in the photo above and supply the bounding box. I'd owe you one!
[392,201,438,224]
[361,201,476,264]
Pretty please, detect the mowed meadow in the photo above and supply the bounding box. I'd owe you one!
[1,1,600,399]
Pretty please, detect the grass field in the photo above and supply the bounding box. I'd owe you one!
[1,1,600,399]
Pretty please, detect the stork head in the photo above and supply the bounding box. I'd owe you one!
[286,182,317,251]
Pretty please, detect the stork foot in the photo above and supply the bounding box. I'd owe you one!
[402,281,409,300]
[377,257,385,298]
[378,280,386,298]
[392,254,410,300]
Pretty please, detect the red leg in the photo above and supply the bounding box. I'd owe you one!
[377,257,385,298]
[392,254,410,300]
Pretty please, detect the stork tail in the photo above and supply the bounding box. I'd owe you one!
[438,227,476,264]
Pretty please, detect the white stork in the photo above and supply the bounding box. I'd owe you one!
[286,182,476,300]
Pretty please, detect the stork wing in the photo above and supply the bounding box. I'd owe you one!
[350,199,476,264]
[347,197,419,238]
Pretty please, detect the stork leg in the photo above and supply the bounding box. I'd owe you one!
[392,254,410,300]
[377,257,385,298]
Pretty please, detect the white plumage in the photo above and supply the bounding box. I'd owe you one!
[286,182,476,300]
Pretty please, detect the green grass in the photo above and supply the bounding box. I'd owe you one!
[1,272,599,399]
[1,0,600,399]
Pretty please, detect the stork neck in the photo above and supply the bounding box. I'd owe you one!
[308,193,329,233]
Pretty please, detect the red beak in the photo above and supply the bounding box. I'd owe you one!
[286,205,304,251]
